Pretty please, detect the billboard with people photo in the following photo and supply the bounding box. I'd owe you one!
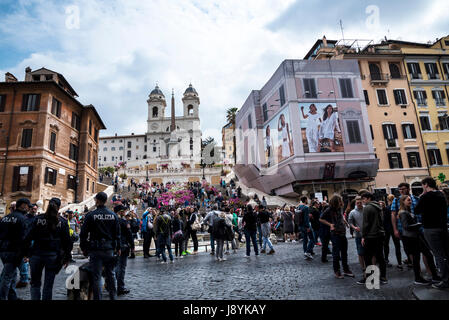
[299,103,344,153]
[263,107,294,168]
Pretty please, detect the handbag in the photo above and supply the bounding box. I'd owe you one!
[225,224,234,241]
[172,230,184,243]
[192,214,202,231]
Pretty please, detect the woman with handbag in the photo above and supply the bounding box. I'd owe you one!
[399,195,440,285]
[171,211,184,259]
[213,212,233,262]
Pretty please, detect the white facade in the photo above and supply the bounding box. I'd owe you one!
[99,84,202,169]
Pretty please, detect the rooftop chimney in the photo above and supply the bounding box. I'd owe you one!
[323,35,328,47]
[25,67,32,81]
[5,72,17,83]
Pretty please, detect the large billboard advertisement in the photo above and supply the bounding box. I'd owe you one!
[263,107,294,168]
[299,103,344,153]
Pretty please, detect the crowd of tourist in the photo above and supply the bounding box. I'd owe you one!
[0,175,448,300]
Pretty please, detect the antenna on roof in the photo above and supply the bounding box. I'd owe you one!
[339,19,345,43]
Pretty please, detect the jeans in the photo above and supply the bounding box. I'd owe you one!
[424,228,449,283]
[0,252,20,300]
[115,248,129,291]
[210,233,215,253]
[142,230,154,256]
[157,234,174,262]
[244,229,259,256]
[384,231,402,265]
[330,234,349,273]
[216,239,224,259]
[261,222,274,251]
[363,237,387,278]
[402,236,438,281]
[175,241,183,257]
[90,250,117,300]
[30,254,60,300]
[301,227,316,254]
[18,260,30,283]
[257,225,263,247]
[319,228,331,262]
[183,229,199,252]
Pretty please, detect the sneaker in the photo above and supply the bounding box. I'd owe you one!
[222,257,227,261]
[292,240,297,243]
[180,255,184,259]
[181,251,187,256]
[310,252,315,256]
[267,249,275,255]
[225,251,230,255]
[170,260,174,264]
[343,270,355,278]
[210,252,215,255]
[397,264,404,270]
[414,278,431,285]
[304,253,313,260]
[246,255,250,258]
[380,277,388,284]
[356,278,366,285]
[261,249,266,254]
[117,288,130,296]
[335,272,344,279]
[160,261,167,264]
[432,281,449,289]
[233,249,237,254]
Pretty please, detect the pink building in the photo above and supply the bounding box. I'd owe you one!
[234,59,379,199]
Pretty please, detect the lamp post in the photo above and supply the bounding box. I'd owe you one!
[200,158,206,181]
[146,161,149,182]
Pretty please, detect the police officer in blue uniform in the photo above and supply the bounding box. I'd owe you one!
[80,192,121,300]
[0,198,30,300]
[114,205,133,295]
[25,197,72,300]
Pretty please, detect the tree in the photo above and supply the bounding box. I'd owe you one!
[226,107,239,125]
[201,136,215,149]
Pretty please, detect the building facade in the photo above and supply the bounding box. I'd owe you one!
[234,59,379,199]
[98,84,202,170]
[222,122,235,165]
[0,67,106,213]
[305,37,430,197]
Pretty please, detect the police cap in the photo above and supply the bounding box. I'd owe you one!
[95,192,108,203]
[16,198,31,209]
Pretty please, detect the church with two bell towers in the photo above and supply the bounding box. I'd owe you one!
[98,84,202,170]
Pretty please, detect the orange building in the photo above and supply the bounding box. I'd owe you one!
[0,67,106,213]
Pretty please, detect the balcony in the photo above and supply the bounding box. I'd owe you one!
[416,98,427,107]
[435,98,446,107]
[427,73,441,80]
[390,74,407,80]
[410,73,423,80]
[369,73,389,84]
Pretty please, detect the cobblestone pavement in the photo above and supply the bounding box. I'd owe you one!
[11,237,420,300]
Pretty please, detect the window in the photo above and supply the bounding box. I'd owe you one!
[393,89,407,105]
[21,129,33,148]
[432,90,446,106]
[103,147,107,152]
[94,129,99,142]
[369,63,381,80]
[144,145,147,152]
[376,89,388,105]
[346,120,362,143]
[438,115,449,130]
[33,75,40,81]
[12,166,33,192]
[144,136,147,143]
[425,63,440,79]
[103,156,106,162]
[407,152,422,168]
[21,94,40,111]
[71,112,80,130]
[363,90,370,105]
[111,147,115,151]
[136,145,139,150]
[127,150,131,158]
[188,105,194,115]
[69,143,78,161]
[262,103,268,122]
[382,124,398,147]
[339,79,354,98]
[119,156,122,161]
[401,124,416,139]
[279,85,286,106]
[67,175,76,190]
[190,137,193,151]
[419,116,431,131]
[248,115,252,129]
[92,182,95,193]
[119,140,122,143]
[389,63,401,79]
[103,140,107,144]
[119,147,123,151]
[92,153,96,168]
[49,132,56,152]
[45,167,57,185]
[407,63,422,79]
[87,148,91,165]
[388,153,403,169]
[303,79,317,98]
[111,156,115,161]
[413,90,427,106]
[0,94,5,112]
[51,98,61,118]
[127,141,132,148]
[427,149,443,166]
[89,120,92,136]
[443,63,449,79]
[369,125,374,140]
[87,178,90,191]
[152,107,158,118]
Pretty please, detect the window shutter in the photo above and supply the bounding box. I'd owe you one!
[425,63,431,75]
[310,80,317,98]
[416,153,422,167]
[382,124,389,139]
[304,79,311,97]
[397,153,403,168]
[393,90,400,105]
[413,91,418,100]
[432,91,437,99]
[21,94,28,111]
[410,124,416,138]
[407,63,412,74]
[370,125,374,140]
[392,125,398,139]
[53,170,57,185]
[436,149,443,165]
[407,153,412,168]
[402,124,407,139]
[45,168,49,184]
[441,90,446,99]
[35,94,40,111]
[12,166,19,192]
[423,91,427,99]
[388,154,394,169]
[364,90,370,105]
[26,166,33,191]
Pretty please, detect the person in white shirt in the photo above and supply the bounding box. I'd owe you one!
[319,105,341,152]
[301,104,321,153]
[278,114,292,160]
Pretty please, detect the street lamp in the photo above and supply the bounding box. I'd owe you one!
[146,161,149,182]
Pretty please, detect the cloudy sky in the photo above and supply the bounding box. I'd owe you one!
[1,0,448,144]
